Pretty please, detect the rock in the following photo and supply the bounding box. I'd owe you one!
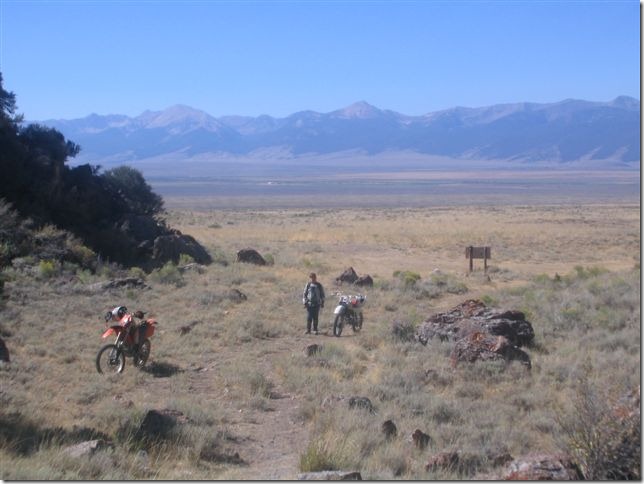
[416,299,534,347]
[450,332,531,369]
[0,337,9,362]
[336,267,359,284]
[355,275,373,287]
[63,439,112,458]
[152,234,212,266]
[502,453,583,480]
[136,409,189,440]
[236,248,266,266]
[305,344,323,357]
[228,288,247,302]
[297,471,362,480]
[382,420,397,439]
[348,396,375,413]
[426,451,460,472]
[412,429,431,450]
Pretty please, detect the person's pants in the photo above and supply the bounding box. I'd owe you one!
[306,305,321,332]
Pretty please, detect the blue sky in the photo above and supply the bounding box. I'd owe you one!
[0,0,640,120]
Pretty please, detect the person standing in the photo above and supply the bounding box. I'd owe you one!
[302,272,325,335]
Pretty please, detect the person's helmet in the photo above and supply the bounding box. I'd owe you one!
[111,306,128,320]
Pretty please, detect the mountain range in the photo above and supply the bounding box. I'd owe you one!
[41,97,640,172]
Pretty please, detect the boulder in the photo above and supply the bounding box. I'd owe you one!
[412,429,431,450]
[382,420,397,440]
[355,275,373,287]
[136,409,189,441]
[416,299,534,347]
[450,332,531,369]
[502,454,583,480]
[336,267,359,284]
[236,248,266,266]
[152,234,212,266]
[0,337,9,362]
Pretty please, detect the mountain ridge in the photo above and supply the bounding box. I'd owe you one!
[40,96,640,167]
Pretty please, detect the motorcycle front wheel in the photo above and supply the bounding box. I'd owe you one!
[133,339,151,368]
[351,313,363,333]
[96,344,125,374]
[333,314,345,337]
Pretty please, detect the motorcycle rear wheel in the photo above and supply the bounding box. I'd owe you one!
[133,339,151,368]
[351,313,363,333]
[96,344,125,374]
[333,314,345,337]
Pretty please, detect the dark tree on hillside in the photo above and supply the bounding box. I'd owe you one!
[102,165,164,216]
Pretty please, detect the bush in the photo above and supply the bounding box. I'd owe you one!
[38,260,58,279]
[149,262,184,287]
[393,270,421,288]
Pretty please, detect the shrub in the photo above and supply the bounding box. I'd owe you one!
[149,262,184,287]
[38,260,58,279]
[393,270,421,288]
[556,371,641,480]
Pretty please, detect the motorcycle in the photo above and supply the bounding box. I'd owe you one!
[96,310,157,374]
[333,293,366,337]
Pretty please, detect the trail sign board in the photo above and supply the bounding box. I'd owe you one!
[465,246,491,272]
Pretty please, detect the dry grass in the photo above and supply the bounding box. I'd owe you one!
[0,202,639,479]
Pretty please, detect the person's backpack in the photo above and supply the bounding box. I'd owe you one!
[306,283,321,306]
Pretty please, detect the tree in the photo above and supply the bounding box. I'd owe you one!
[102,165,164,216]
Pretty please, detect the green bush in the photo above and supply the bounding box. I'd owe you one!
[149,262,184,287]
[393,270,421,288]
[38,260,58,279]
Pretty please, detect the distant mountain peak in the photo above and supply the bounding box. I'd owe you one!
[611,95,639,110]
[137,104,224,132]
[334,101,382,119]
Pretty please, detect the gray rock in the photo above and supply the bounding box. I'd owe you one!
[236,248,266,266]
[63,439,112,458]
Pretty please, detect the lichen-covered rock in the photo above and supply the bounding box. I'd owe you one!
[416,299,534,347]
[450,332,531,369]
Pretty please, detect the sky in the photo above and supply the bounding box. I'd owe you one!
[0,0,640,121]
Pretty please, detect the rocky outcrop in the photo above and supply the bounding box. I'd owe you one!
[152,234,212,266]
[417,299,534,347]
[236,248,266,266]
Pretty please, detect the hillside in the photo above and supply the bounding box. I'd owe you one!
[42,97,640,171]
[0,204,640,479]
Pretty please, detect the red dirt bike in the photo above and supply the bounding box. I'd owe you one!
[96,310,157,374]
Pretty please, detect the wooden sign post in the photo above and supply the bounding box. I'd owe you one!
[465,246,491,273]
